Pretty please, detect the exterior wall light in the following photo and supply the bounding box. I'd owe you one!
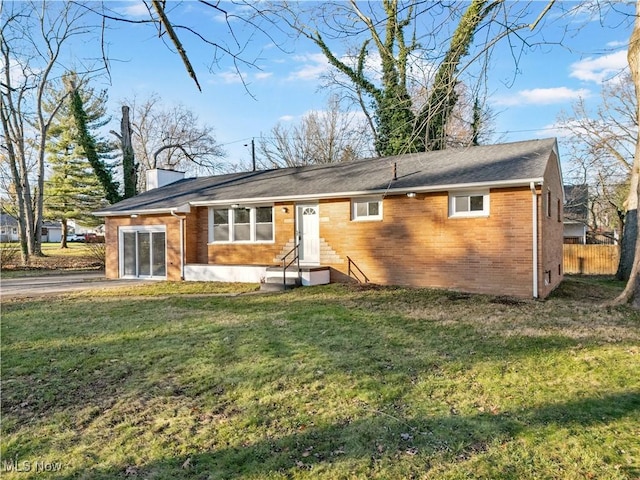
[231,204,240,209]
[281,207,289,213]
[406,192,417,198]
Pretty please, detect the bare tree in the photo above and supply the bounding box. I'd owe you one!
[267,1,557,156]
[86,1,284,94]
[258,96,374,168]
[612,0,640,307]
[0,1,102,262]
[557,71,637,274]
[122,94,226,190]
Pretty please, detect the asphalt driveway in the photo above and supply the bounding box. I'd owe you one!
[0,272,152,300]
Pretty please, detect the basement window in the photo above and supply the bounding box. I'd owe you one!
[449,191,489,218]
[209,206,274,243]
[352,198,383,221]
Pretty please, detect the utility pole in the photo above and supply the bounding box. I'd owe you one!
[251,138,256,172]
[245,138,256,172]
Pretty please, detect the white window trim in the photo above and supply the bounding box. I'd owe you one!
[352,197,383,221]
[208,205,275,244]
[448,190,490,218]
[118,225,167,279]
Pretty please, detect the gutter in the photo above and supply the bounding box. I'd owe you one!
[170,209,186,280]
[530,182,539,299]
[94,178,545,216]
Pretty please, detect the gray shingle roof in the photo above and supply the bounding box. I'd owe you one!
[95,138,558,215]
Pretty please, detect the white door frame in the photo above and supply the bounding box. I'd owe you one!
[118,225,167,279]
[296,204,320,264]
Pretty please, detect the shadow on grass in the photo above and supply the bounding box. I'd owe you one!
[2,287,638,425]
[2,283,638,479]
[47,391,639,479]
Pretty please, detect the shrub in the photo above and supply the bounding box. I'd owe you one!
[0,244,21,269]
[85,241,106,268]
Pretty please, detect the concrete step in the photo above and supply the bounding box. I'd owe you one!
[264,276,301,285]
[260,278,301,292]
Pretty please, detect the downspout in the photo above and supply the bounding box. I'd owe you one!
[530,182,538,299]
[170,209,185,280]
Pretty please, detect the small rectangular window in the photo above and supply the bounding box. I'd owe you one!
[557,199,562,222]
[469,195,484,211]
[213,209,229,242]
[255,206,274,241]
[547,190,552,217]
[449,191,489,217]
[233,208,251,241]
[352,198,383,221]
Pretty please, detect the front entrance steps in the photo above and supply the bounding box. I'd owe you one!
[260,265,331,292]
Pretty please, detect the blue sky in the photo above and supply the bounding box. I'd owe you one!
[79,1,634,172]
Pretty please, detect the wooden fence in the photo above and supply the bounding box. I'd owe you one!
[563,244,620,275]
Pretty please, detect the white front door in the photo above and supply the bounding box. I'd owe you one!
[297,204,320,264]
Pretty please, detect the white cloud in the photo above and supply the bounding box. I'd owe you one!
[217,70,243,84]
[569,50,628,82]
[287,53,330,81]
[0,56,40,86]
[494,87,591,107]
[118,1,149,18]
[278,115,295,122]
[606,41,627,48]
[537,121,574,139]
[208,69,270,85]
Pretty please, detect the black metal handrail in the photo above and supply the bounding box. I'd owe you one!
[347,256,369,284]
[282,241,301,287]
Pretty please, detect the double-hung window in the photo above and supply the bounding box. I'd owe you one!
[209,206,274,243]
[352,198,383,221]
[449,191,489,217]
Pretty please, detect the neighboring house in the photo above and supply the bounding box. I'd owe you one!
[0,213,19,242]
[563,184,588,244]
[1,212,63,243]
[42,221,63,243]
[95,138,564,299]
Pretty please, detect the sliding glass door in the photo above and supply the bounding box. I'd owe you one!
[120,227,166,279]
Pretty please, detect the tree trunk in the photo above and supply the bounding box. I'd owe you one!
[611,0,640,306]
[612,178,640,307]
[34,123,47,257]
[60,218,69,249]
[18,145,36,260]
[121,105,137,199]
[616,171,639,280]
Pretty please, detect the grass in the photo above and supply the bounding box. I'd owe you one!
[1,277,639,479]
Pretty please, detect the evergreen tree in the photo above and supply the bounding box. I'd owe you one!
[44,74,113,247]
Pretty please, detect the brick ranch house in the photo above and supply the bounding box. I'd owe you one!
[94,138,564,299]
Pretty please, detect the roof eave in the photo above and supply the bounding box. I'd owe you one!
[188,178,546,207]
[95,178,545,216]
[94,203,191,218]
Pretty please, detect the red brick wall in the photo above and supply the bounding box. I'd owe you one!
[318,189,536,298]
[104,213,183,281]
[538,152,564,298]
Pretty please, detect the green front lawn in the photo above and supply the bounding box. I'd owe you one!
[1,278,639,479]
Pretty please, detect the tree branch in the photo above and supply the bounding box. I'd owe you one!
[150,0,202,91]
